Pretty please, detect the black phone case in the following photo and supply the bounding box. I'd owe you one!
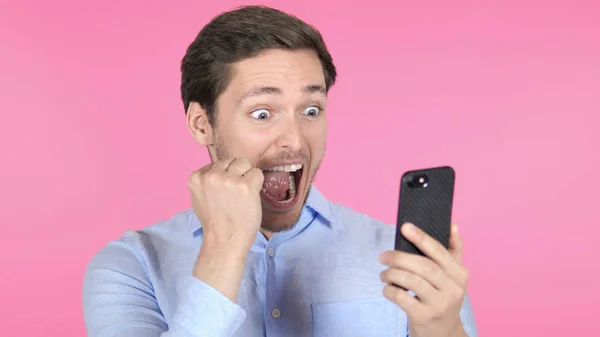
[394,166,455,255]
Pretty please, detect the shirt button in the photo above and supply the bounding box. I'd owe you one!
[271,308,281,318]
[267,248,275,257]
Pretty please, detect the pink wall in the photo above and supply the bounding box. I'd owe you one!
[1,0,598,336]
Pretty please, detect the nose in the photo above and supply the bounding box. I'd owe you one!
[274,115,302,151]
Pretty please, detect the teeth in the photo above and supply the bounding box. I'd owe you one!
[265,164,303,172]
[280,174,297,203]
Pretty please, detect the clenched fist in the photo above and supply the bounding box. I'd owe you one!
[189,157,264,301]
[189,157,264,247]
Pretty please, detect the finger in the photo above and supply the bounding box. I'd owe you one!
[227,158,253,176]
[211,158,236,172]
[241,168,265,191]
[401,223,458,271]
[188,163,215,187]
[379,251,447,290]
[382,284,426,317]
[193,162,216,176]
[448,223,463,263]
[380,268,438,304]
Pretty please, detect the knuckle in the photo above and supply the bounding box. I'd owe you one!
[205,171,220,185]
[386,251,404,268]
[188,171,201,187]
[431,244,443,257]
[187,173,196,186]
[393,270,402,283]
[400,271,413,285]
[391,252,404,266]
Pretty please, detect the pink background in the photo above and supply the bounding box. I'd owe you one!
[1,0,599,336]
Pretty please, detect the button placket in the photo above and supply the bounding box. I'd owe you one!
[264,244,280,335]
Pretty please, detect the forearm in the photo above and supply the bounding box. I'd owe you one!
[193,236,252,303]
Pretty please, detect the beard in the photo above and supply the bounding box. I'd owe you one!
[211,133,323,233]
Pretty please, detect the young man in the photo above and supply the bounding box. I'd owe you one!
[83,5,477,337]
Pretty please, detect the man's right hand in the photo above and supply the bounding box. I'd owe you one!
[188,157,264,301]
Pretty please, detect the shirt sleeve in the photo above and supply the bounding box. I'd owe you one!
[458,292,478,337]
[82,238,246,337]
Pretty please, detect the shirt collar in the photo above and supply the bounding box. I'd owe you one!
[188,184,337,235]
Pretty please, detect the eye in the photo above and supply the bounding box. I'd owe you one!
[249,109,271,120]
[302,106,321,117]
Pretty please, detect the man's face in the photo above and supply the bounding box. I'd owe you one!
[196,49,328,233]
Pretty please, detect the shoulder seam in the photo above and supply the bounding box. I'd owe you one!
[120,233,155,292]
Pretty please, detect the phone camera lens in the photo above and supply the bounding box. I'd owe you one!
[408,174,429,188]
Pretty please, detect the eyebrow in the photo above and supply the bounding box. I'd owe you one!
[236,84,326,107]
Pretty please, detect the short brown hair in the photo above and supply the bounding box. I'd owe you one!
[180,5,337,125]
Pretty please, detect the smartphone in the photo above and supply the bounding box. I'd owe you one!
[394,166,455,256]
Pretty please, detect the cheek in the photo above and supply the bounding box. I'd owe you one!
[231,128,273,162]
[304,121,327,153]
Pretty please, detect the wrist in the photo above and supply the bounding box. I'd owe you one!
[447,319,467,337]
[202,231,254,255]
[202,224,257,251]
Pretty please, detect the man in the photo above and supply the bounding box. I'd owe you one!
[83,5,477,337]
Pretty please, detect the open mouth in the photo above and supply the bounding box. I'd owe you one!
[261,164,304,208]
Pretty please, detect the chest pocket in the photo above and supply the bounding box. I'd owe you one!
[311,297,405,337]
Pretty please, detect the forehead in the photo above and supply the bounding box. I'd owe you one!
[227,49,326,97]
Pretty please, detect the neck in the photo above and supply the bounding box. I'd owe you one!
[259,228,275,240]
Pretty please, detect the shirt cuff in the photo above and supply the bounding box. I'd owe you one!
[171,276,246,337]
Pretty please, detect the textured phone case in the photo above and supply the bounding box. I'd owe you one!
[394,166,455,255]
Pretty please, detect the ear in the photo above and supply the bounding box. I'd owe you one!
[186,102,214,146]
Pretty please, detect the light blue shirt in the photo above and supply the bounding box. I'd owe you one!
[83,186,477,336]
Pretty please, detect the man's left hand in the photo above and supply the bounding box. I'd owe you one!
[379,222,469,337]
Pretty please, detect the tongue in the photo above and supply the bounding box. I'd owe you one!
[262,171,290,201]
